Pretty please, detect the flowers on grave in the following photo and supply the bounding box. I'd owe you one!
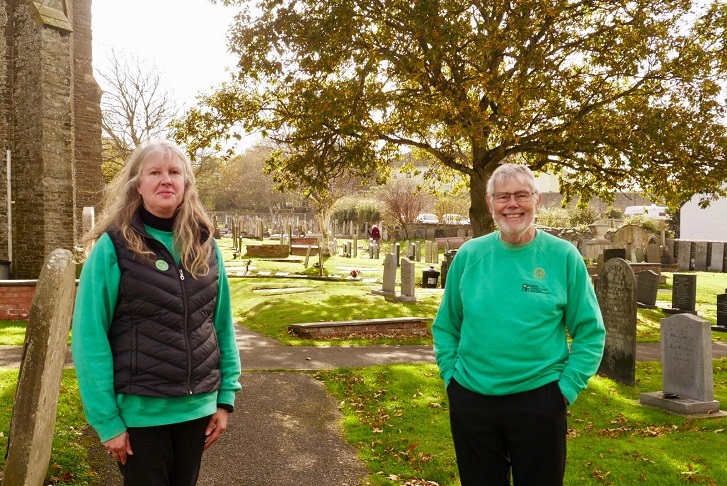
[349,269,361,278]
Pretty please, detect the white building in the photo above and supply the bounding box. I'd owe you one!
[680,194,727,240]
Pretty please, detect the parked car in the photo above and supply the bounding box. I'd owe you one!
[416,213,440,224]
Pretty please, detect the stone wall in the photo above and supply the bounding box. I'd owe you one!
[0,0,102,279]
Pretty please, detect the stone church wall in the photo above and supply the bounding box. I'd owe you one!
[0,0,102,279]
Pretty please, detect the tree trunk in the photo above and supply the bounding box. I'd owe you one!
[469,168,496,237]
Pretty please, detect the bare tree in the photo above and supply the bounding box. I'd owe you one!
[377,175,428,239]
[97,49,178,179]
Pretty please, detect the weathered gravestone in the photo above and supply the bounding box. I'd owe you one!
[714,289,727,332]
[665,274,697,315]
[693,242,708,271]
[646,240,661,264]
[4,249,76,485]
[596,258,637,385]
[398,258,417,302]
[709,242,725,273]
[636,270,660,309]
[677,240,693,271]
[640,313,723,415]
[371,253,397,299]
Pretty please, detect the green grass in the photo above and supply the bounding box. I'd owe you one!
[0,320,29,345]
[318,360,727,486]
[0,369,97,485]
[231,278,441,345]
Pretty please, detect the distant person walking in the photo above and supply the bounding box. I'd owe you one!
[370,224,381,246]
[72,140,242,486]
[432,163,605,485]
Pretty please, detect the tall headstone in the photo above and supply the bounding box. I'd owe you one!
[640,314,722,415]
[353,234,358,258]
[668,274,697,314]
[398,258,417,302]
[677,240,693,271]
[431,240,439,264]
[424,241,432,263]
[395,243,401,267]
[693,242,708,271]
[646,240,661,264]
[636,270,660,308]
[714,289,727,332]
[372,253,397,299]
[709,242,725,273]
[4,249,77,484]
[596,258,637,385]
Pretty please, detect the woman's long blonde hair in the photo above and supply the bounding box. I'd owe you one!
[85,139,214,278]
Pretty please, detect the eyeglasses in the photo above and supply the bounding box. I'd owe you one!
[491,191,534,203]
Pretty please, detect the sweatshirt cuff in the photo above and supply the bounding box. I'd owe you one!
[95,414,128,443]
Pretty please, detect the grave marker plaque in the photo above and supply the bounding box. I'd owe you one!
[710,243,725,273]
[636,270,660,308]
[716,290,727,330]
[640,313,722,415]
[693,242,708,271]
[596,258,637,385]
[671,274,697,313]
[677,240,693,271]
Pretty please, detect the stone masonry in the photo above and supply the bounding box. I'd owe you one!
[0,0,102,278]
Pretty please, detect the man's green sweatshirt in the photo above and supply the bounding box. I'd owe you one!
[432,230,605,405]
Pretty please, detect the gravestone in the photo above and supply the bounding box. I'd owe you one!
[353,234,358,258]
[304,246,311,268]
[677,240,693,271]
[398,258,417,302]
[636,270,660,308]
[693,242,708,271]
[371,253,397,299]
[646,241,661,264]
[395,243,401,267]
[431,240,438,264]
[714,289,727,332]
[440,259,450,288]
[596,258,637,385]
[709,242,725,272]
[666,274,697,315]
[640,313,722,415]
[603,248,626,262]
[4,249,77,485]
[424,241,432,263]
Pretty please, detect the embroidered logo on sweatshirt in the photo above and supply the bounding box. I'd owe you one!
[522,283,550,294]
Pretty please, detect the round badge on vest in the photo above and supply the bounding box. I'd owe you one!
[155,260,170,271]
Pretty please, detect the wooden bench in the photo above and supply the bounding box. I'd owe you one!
[288,317,431,339]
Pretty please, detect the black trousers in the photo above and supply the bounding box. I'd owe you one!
[118,416,210,486]
[447,379,567,486]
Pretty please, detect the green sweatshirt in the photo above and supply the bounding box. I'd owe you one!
[71,227,242,442]
[432,230,605,405]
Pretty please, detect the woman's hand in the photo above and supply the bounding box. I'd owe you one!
[103,431,133,465]
[204,408,230,450]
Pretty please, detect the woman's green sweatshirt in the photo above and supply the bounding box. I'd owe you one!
[432,230,605,405]
[71,227,241,442]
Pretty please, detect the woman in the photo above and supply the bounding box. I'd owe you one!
[71,140,242,485]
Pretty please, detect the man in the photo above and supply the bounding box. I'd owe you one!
[432,163,605,485]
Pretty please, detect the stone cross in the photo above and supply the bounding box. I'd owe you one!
[596,258,637,385]
[4,249,77,485]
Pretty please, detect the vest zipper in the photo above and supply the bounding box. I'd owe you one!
[179,267,194,395]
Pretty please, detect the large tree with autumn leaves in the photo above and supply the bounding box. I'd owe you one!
[172,0,727,236]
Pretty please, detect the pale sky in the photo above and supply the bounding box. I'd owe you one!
[92,0,241,108]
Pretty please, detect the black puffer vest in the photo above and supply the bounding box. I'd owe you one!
[107,213,221,397]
